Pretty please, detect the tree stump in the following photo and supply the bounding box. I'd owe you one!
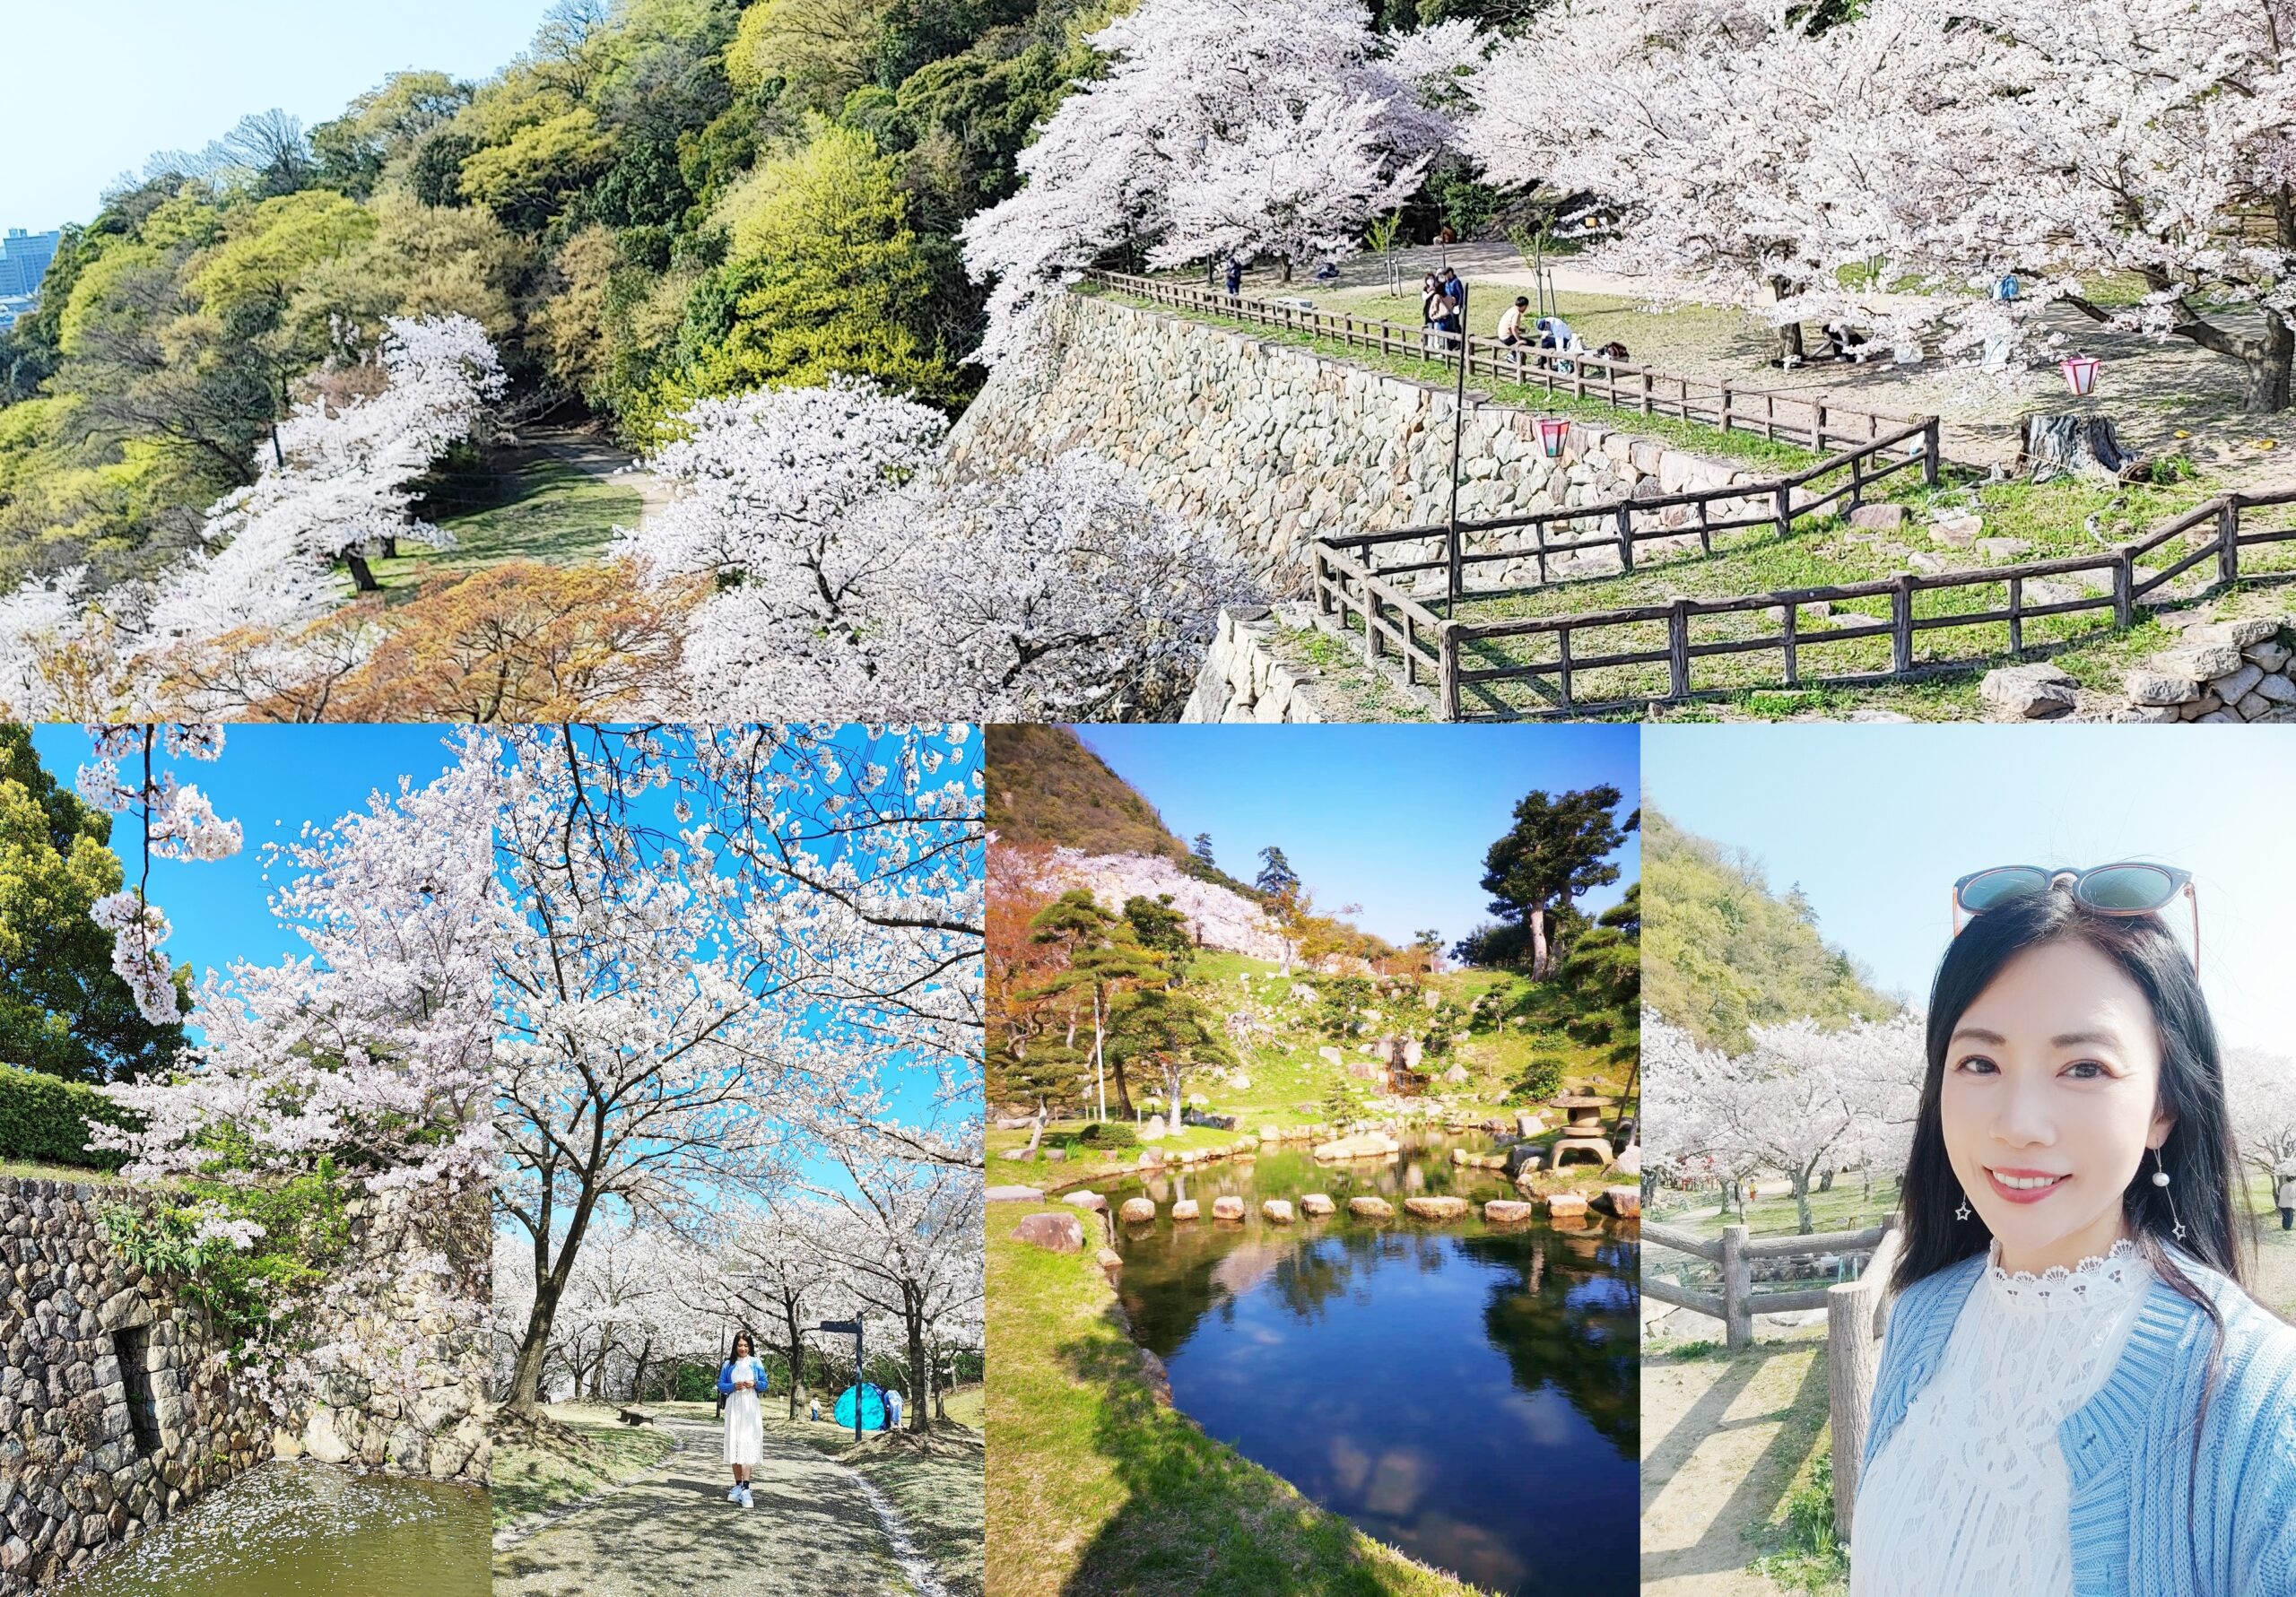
[2017,412,2144,482]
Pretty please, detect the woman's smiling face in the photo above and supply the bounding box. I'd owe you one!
[1940,937,2174,1273]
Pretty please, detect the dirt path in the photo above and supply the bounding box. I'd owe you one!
[518,426,674,528]
[1641,1340,1829,1597]
[493,1416,926,1597]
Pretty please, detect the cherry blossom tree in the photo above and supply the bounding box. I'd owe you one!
[2230,1046,2296,1189]
[1465,0,2296,404]
[620,380,1251,722]
[492,724,984,1415]
[73,725,243,1026]
[1645,1012,1923,1233]
[94,729,500,1196]
[961,0,1483,364]
[808,1149,985,1433]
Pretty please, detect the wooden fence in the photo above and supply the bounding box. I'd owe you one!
[1646,1218,1900,1537]
[1314,490,2296,718]
[1077,267,1920,454]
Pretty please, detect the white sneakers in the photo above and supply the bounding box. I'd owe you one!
[737,1486,753,1508]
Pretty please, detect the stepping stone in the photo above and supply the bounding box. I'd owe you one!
[985,1185,1043,1202]
[1011,1213,1084,1252]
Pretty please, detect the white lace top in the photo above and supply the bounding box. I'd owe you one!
[1850,1239,2154,1597]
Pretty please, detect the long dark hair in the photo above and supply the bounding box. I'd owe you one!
[727,1330,756,1363]
[1892,887,2247,1302]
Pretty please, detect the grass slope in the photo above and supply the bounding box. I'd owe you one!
[987,725,1190,860]
[1642,806,1899,1054]
[372,446,643,598]
[490,1404,681,1528]
[986,1201,1490,1597]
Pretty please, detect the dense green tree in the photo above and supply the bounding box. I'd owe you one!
[1474,787,1633,978]
[0,726,188,1082]
[1022,890,1162,1119]
[1254,846,1299,897]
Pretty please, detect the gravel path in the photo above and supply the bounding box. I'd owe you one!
[517,426,674,528]
[493,1417,919,1597]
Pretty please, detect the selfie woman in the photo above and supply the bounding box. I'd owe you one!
[1851,866,2296,1596]
[718,1331,767,1509]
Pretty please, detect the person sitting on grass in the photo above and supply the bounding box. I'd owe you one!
[718,1332,768,1507]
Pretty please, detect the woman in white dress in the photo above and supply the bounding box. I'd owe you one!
[718,1332,767,1507]
[1850,868,2296,1596]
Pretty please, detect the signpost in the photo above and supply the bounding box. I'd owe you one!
[820,1318,865,1442]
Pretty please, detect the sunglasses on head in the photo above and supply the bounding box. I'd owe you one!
[1951,863,2198,971]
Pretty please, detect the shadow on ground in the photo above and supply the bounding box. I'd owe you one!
[1639,1339,1828,1596]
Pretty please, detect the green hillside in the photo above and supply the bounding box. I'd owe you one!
[1641,805,1899,1052]
[986,725,1186,858]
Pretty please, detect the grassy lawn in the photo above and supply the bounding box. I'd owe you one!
[1649,1178,1904,1243]
[370,446,643,597]
[2244,1173,2296,1319]
[490,1402,682,1528]
[987,1199,1491,1597]
[0,1158,126,1185]
[991,955,1627,1185]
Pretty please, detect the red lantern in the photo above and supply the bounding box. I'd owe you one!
[2060,355,2100,397]
[1536,417,1570,458]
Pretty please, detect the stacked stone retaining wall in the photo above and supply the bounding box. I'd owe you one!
[0,1176,485,1594]
[945,291,1769,595]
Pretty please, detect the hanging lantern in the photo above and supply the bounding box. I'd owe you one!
[2060,355,2100,397]
[1536,417,1571,458]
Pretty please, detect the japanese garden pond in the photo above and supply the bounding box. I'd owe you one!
[1106,1132,1638,1597]
[58,1462,488,1597]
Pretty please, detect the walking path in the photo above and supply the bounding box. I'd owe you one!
[521,426,674,528]
[493,1415,927,1597]
[1641,1338,1827,1597]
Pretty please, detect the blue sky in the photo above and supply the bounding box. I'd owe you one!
[30,723,470,979]
[4,0,552,229]
[1643,725,2296,1053]
[1073,725,1640,949]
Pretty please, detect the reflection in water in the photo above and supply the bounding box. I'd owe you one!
[58,1462,490,1597]
[1113,1135,1638,1597]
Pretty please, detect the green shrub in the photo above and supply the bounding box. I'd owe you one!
[1075,1121,1137,1149]
[100,1162,349,1343]
[0,1063,132,1170]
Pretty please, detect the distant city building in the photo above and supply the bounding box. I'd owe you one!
[0,229,63,304]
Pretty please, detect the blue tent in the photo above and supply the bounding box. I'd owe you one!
[833,1383,891,1431]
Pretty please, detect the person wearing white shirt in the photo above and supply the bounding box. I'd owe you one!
[718,1332,767,1507]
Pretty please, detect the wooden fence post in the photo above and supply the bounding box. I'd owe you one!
[1773,484,1794,541]
[2113,549,2134,629]
[1363,586,1383,665]
[1892,574,1916,674]
[1781,603,1799,687]
[1720,1224,1752,1350]
[2219,497,2241,587]
[1848,449,1864,509]
[1922,418,1941,486]
[1439,624,1460,721]
[1814,401,1830,452]
[1616,502,1635,572]
[2007,576,2024,656]
[1827,1224,1901,1540]
[1668,598,1692,699]
[1718,383,1735,435]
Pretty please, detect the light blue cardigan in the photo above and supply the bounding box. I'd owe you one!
[1861,1251,2296,1595]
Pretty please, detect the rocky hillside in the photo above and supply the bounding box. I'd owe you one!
[1010,846,1285,961]
[987,725,1188,860]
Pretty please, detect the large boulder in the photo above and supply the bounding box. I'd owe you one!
[1347,1196,1394,1219]
[1594,1185,1641,1219]
[1300,1193,1335,1216]
[1010,1212,1085,1253]
[1262,1200,1296,1224]
[1980,664,2076,720]
[1616,1143,1643,1178]
[1118,1198,1158,1224]
[1544,1193,1589,1219]
[1212,1195,1246,1221]
[1483,1200,1535,1225]
[1403,1195,1470,1221]
[1065,1191,1108,1212]
[2125,669,2200,707]
[1171,1199,1201,1221]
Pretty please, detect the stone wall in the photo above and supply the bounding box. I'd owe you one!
[1180,607,1331,723]
[0,1177,485,1594]
[945,289,1771,595]
[0,1176,267,1593]
[1978,613,2296,723]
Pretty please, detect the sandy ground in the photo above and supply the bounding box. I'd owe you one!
[1263,243,2295,489]
[1641,1337,1828,1597]
[492,1415,919,1597]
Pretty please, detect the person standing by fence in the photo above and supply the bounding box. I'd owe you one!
[2279,1160,2296,1230]
[1850,874,2296,1596]
[1224,256,1242,305]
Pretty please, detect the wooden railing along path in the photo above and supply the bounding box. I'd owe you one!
[1077,267,1921,454]
[1646,1218,1901,1537]
[1312,490,2296,718]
